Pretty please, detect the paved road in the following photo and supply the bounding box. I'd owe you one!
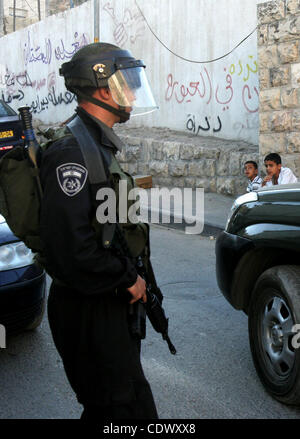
[0,226,300,419]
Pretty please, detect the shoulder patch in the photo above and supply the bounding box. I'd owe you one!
[56,163,88,197]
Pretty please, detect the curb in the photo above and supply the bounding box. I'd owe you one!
[140,206,224,236]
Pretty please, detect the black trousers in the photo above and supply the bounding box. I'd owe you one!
[47,282,158,420]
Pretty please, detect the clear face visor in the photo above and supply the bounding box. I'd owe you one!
[108,67,158,117]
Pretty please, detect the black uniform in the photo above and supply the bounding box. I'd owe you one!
[39,108,158,419]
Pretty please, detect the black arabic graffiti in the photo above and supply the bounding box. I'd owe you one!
[1,89,25,104]
[30,87,76,114]
[186,114,222,135]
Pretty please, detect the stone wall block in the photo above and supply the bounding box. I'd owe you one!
[216,151,230,176]
[163,142,180,160]
[151,141,163,161]
[269,17,300,43]
[195,178,211,191]
[270,65,290,87]
[286,132,300,152]
[278,41,299,64]
[257,0,286,25]
[169,162,188,177]
[258,24,269,46]
[125,146,140,162]
[209,179,217,193]
[235,178,248,195]
[189,161,206,177]
[195,147,220,160]
[185,177,196,188]
[291,63,300,87]
[126,137,141,147]
[260,88,281,111]
[281,87,299,107]
[258,45,279,68]
[270,111,292,131]
[127,163,138,175]
[259,133,286,155]
[280,153,300,174]
[291,108,300,129]
[137,163,150,175]
[216,178,235,196]
[229,152,242,176]
[259,68,270,90]
[149,161,169,177]
[204,159,216,177]
[152,177,173,188]
[180,144,195,160]
[287,0,300,15]
[260,112,270,132]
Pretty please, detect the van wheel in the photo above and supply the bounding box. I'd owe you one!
[248,265,300,405]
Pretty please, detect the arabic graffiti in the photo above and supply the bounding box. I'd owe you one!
[186,114,222,135]
[54,32,90,61]
[166,65,258,114]
[1,82,76,113]
[215,70,234,108]
[165,69,212,105]
[242,84,259,113]
[30,87,76,114]
[24,31,90,65]
[229,55,258,82]
[1,89,24,104]
[24,32,52,65]
[0,68,33,89]
[103,1,146,47]
[233,114,259,134]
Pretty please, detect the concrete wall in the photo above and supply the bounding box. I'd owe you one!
[100,0,264,145]
[0,2,92,123]
[258,0,300,175]
[0,0,263,145]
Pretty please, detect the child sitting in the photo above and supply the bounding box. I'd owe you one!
[262,153,298,186]
[244,161,262,192]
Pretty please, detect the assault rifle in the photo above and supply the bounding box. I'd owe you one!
[115,225,176,355]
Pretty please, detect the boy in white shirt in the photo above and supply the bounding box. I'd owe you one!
[262,153,298,187]
[244,161,262,192]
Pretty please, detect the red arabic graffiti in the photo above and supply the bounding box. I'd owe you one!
[215,73,233,105]
[242,85,259,113]
[165,68,212,105]
[165,69,258,114]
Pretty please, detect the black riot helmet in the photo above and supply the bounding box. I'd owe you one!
[59,42,157,123]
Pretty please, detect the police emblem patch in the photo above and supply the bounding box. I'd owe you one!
[56,163,88,197]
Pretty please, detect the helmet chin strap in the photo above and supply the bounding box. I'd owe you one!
[75,88,130,124]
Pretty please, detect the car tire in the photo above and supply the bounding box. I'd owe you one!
[248,265,300,405]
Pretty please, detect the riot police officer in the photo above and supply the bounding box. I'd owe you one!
[39,42,158,419]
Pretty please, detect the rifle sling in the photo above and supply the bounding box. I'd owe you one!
[67,115,116,248]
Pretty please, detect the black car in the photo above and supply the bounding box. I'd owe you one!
[0,214,46,336]
[216,184,300,406]
[0,100,24,158]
